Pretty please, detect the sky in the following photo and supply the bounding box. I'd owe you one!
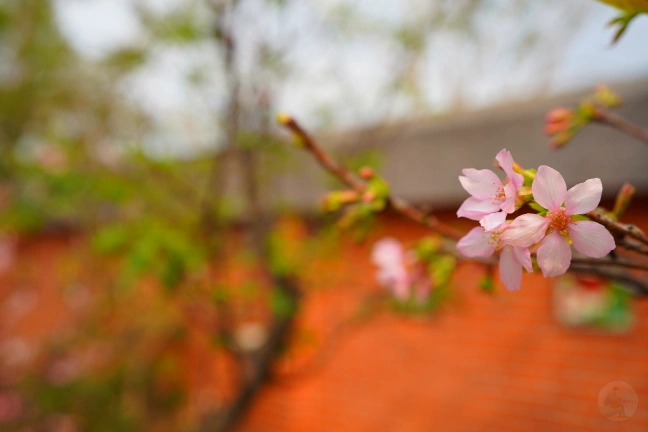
[52,0,648,156]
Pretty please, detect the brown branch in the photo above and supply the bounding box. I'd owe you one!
[588,208,648,248]
[278,114,648,291]
[569,265,648,296]
[202,275,301,432]
[593,106,648,147]
[278,114,463,240]
[273,291,387,383]
[277,114,365,191]
[570,258,648,273]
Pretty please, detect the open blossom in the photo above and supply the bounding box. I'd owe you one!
[371,238,410,300]
[457,226,532,291]
[457,149,524,231]
[502,166,615,277]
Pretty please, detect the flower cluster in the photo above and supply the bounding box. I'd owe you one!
[371,238,430,301]
[544,85,622,149]
[457,149,616,291]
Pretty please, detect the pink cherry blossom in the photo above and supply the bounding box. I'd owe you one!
[457,226,532,291]
[501,165,615,277]
[457,149,524,231]
[371,238,410,300]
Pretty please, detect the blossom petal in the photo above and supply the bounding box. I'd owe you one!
[457,197,500,220]
[565,178,602,215]
[532,165,567,210]
[392,275,411,300]
[500,214,550,247]
[457,227,495,258]
[499,246,522,291]
[513,246,533,273]
[480,211,507,232]
[537,231,572,277]
[568,221,616,258]
[371,238,404,268]
[459,169,502,199]
[495,149,524,188]
[500,183,518,213]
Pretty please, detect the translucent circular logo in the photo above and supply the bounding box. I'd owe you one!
[598,381,638,421]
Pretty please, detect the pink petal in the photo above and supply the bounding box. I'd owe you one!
[568,221,616,258]
[371,238,404,268]
[532,165,567,210]
[459,169,502,199]
[500,183,517,213]
[457,227,495,258]
[495,149,524,188]
[480,211,507,232]
[392,274,411,300]
[457,197,500,220]
[513,246,533,272]
[500,214,550,247]
[537,231,572,277]
[499,246,522,291]
[564,178,602,215]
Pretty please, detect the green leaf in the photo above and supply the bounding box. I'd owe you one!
[608,12,639,44]
[270,288,297,318]
[104,47,148,72]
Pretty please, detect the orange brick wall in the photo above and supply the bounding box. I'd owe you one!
[240,209,648,432]
[1,208,647,431]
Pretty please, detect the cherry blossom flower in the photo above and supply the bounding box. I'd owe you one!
[457,149,524,231]
[371,238,410,299]
[501,165,615,277]
[457,226,532,291]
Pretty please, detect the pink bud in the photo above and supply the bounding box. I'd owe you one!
[613,182,635,218]
[359,166,374,180]
[362,191,376,203]
[545,108,572,124]
[544,120,570,135]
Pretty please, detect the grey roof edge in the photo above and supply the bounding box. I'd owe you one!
[322,77,648,149]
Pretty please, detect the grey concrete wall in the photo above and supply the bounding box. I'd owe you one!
[266,80,648,212]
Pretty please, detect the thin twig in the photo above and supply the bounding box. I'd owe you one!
[593,106,648,147]
[588,208,648,248]
[279,115,463,240]
[570,258,648,273]
[278,114,648,275]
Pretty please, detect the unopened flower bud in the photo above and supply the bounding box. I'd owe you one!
[275,112,292,125]
[546,108,572,124]
[515,186,532,210]
[613,182,635,218]
[359,166,374,180]
[594,85,622,108]
[544,120,570,135]
[320,190,359,212]
[549,130,573,150]
[362,190,377,203]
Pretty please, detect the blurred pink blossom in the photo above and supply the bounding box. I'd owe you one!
[371,238,410,300]
[0,391,22,423]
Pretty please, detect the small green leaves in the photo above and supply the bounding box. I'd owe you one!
[608,11,639,44]
[479,274,495,294]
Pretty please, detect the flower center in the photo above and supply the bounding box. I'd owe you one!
[488,230,504,251]
[491,186,506,203]
[547,209,570,236]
